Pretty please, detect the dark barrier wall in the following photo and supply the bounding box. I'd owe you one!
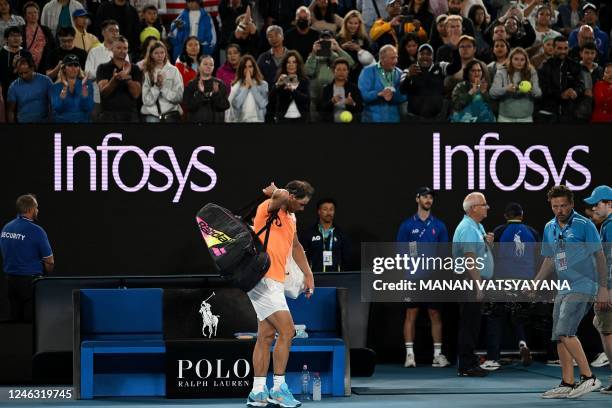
[0,124,609,278]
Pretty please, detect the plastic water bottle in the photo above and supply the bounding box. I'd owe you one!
[313,372,321,401]
[301,364,311,400]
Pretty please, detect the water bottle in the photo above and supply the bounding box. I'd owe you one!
[313,372,321,401]
[301,364,311,400]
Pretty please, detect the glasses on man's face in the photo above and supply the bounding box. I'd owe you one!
[475,203,490,209]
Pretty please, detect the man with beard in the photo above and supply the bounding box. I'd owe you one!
[397,187,450,368]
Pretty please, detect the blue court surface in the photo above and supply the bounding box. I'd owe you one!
[1,363,610,407]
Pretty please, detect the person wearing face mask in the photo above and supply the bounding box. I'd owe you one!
[400,43,460,121]
[284,6,320,63]
[50,53,94,122]
[183,55,229,123]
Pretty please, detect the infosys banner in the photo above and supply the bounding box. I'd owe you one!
[0,124,608,277]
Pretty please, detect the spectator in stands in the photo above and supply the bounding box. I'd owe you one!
[228,6,259,57]
[0,26,31,102]
[580,42,604,96]
[45,26,87,81]
[504,15,536,49]
[337,10,374,84]
[405,0,434,35]
[356,0,388,32]
[72,9,99,53]
[435,15,463,62]
[284,6,320,64]
[183,55,229,123]
[483,202,540,371]
[569,25,604,64]
[21,2,54,73]
[137,31,160,68]
[453,192,494,377]
[450,59,495,122]
[175,35,202,87]
[400,43,459,122]
[94,0,141,59]
[569,3,609,65]
[370,0,428,50]
[443,35,478,95]
[557,0,583,37]
[490,47,541,122]
[226,54,268,123]
[268,50,310,123]
[169,0,216,62]
[258,0,307,31]
[446,0,475,36]
[257,25,288,87]
[486,38,509,80]
[85,20,121,119]
[533,5,561,44]
[318,57,363,122]
[396,186,450,369]
[40,0,83,36]
[49,53,94,122]
[218,0,247,48]
[538,36,585,122]
[359,44,406,123]
[0,0,24,47]
[216,43,241,89]
[305,30,355,118]
[6,55,51,122]
[140,5,167,41]
[592,63,612,122]
[398,32,420,69]
[140,41,183,122]
[96,36,143,122]
[300,197,352,272]
[531,34,555,70]
[429,14,448,51]
[132,0,167,15]
[0,194,54,322]
[309,0,343,33]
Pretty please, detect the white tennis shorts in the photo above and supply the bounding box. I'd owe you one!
[247,277,289,321]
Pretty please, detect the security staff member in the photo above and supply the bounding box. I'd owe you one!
[300,198,351,272]
[0,194,54,322]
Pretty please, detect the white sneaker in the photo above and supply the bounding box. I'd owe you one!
[590,352,609,368]
[404,353,416,368]
[480,360,501,371]
[432,354,450,368]
[541,382,574,399]
[567,376,601,399]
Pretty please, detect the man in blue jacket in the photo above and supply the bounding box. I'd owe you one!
[169,0,216,62]
[358,44,407,122]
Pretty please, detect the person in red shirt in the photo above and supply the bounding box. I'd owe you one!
[175,36,202,87]
[592,63,612,122]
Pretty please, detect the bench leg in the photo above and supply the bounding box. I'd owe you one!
[81,347,94,399]
[331,345,345,397]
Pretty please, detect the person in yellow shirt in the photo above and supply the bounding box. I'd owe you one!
[370,0,428,50]
[72,9,99,52]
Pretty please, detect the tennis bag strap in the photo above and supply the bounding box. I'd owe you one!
[255,210,281,252]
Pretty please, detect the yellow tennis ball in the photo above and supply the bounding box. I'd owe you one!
[339,110,353,123]
[518,80,532,93]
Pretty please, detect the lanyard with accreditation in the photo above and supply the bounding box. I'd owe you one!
[319,225,336,272]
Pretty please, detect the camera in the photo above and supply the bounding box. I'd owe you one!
[282,74,298,86]
[399,6,414,24]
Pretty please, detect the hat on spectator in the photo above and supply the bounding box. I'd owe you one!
[418,43,434,54]
[72,9,89,18]
[582,3,597,12]
[62,54,81,66]
[584,185,612,205]
[416,187,435,198]
[140,27,161,44]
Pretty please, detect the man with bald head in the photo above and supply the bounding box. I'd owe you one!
[452,192,494,377]
[568,3,609,64]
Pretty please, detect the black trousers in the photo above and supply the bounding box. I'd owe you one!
[457,301,483,370]
[7,275,39,323]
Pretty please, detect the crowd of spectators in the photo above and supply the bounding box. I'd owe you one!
[1,0,611,123]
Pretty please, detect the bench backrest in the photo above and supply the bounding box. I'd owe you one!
[287,287,337,337]
[79,288,163,338]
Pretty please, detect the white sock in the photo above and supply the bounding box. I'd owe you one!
[405,342,414,356]
[519,340,527,349]
[434,343,442,357]
[252,376,266,394]
[273,374,285,391]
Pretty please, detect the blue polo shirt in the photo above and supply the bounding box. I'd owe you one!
[397,214,449,243]
[542,210,602,295]
[600,213,612,289]
[452,215,494,279]
[0,216,52,276]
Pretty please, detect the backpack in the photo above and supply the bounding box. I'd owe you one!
[196,203,279,292]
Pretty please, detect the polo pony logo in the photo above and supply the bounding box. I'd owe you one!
[514,232,525,257]
[199,292,220,338]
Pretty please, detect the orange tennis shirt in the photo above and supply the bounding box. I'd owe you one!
[253,199,296,283]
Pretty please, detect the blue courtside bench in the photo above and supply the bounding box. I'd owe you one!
[74,287,350,399]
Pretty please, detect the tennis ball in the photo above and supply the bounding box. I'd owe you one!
[518,80,532,93]
[339,110,353,123]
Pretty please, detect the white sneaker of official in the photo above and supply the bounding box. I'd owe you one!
[404,354,416,368]
[541,383,574,399]
[567,376,602,399]
[432,354,450,368]
[480,360,501,371]
[590,352,609,368]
